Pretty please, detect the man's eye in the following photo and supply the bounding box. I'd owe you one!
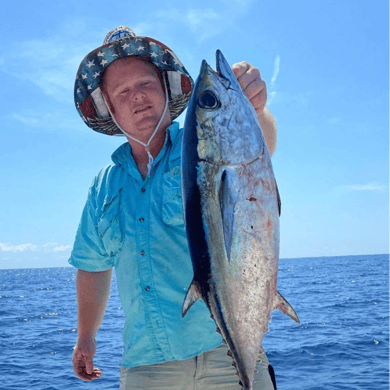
[120,89,130,95]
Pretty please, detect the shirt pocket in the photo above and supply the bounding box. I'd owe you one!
[97,189,124,256]
[162,166,185,226]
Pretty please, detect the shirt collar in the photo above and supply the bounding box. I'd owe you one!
[111,121,180,177]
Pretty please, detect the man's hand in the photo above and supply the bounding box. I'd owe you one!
[231,61,267,116]
[72,336,102,381]
[231,61,277,156]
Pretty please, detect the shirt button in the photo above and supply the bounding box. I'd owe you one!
[139,218,144,223]
[145,286,150,291]
[140,250,145,256]
[141,188,146,193]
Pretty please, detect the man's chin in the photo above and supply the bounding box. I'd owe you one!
[135,114,171,134]
[120,113,170,140]
[120,120,160,142]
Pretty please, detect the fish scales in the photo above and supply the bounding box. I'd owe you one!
[181,50,299,390]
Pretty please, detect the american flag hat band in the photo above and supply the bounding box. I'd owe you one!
[74,26,194,136]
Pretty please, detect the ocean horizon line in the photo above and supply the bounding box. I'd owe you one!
[0,253,388,270]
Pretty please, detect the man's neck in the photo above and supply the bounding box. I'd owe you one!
[126,127,167,179]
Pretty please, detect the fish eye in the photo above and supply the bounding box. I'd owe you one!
[197,90,220,109]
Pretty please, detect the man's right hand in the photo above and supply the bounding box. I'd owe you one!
[72,336,102,381]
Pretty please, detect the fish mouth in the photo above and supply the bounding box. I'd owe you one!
[134,105,152,114]
[200,59,215,77]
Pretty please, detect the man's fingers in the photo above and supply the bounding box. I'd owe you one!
[232,61,251,79]
[243,77,267,101]
[73,347,102,381]
[248,88,267,113]
[232,62,261,86]
[231,61,267,114]
[74,359,101,381]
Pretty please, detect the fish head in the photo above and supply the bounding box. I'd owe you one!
[186,50,266,168]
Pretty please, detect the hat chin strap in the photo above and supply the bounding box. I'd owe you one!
[103,78,169,177]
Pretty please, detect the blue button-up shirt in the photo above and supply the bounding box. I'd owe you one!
[69,121,222,367]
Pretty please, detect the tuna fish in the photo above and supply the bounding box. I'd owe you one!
[181,50,300,390]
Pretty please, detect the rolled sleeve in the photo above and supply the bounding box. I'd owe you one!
[68,182,114,272]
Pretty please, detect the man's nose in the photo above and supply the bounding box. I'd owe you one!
[133,88,145,100]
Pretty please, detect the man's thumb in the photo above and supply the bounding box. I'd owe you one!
[85,356,94,375]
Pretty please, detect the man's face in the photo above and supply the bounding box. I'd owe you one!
[102,57,171,142]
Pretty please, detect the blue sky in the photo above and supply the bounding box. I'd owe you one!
[0,0,388,268]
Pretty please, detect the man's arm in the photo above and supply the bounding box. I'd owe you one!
[232,61,277,156]
[257,107,277,156]
[72,268,112,381]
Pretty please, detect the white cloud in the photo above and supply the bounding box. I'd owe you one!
[267,56,280,107]
[11,109,80,131]
[53,245,72,252]
[0,242,71,253]
[0,20,104,104]
[155,7,223,43]
[344,183,387,191]
[186,9,223,42]
[267,91,277,107]
[130,22,153,37]
[0,243,37,252]
[270,55,280,88]
[270,90,316,108]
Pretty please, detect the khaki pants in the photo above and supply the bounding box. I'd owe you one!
[119,344,276,390]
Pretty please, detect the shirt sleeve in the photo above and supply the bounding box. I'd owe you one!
[68,178,114,272]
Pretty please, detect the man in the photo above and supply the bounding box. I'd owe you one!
[70,26,278,390]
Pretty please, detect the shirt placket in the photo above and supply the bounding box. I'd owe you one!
[136,171,173,361]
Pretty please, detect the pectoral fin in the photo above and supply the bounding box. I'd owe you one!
[274,291,300,323]
[182,279,203,318]
[219,169,238,263]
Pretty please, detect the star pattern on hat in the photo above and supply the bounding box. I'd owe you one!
[86,60,95,68]
[97,51,105,57]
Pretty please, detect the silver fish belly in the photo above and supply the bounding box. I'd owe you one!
[181,50,299,390]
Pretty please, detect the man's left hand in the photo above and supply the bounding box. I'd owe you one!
[232,62,267,116]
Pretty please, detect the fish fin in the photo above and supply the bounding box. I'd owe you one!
[268,364,278,390]
[216,50,241,91]
[275,180,281,217]
[219,169,238,262]
[182,279,203,318]
[274,291,300,323]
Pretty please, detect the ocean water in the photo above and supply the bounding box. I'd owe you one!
[0,254,388,390]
